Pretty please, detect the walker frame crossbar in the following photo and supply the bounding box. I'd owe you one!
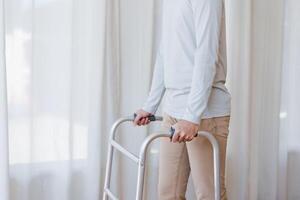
[102,115,220,200]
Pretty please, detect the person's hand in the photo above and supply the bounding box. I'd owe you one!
[171,120,199,143]
[133,109,152,126]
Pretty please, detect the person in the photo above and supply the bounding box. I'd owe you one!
[134,0,231,199]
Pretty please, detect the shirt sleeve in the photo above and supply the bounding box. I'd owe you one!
[182,0,223,124]
[142,44,166,114]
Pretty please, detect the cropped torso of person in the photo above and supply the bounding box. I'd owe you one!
[142,0,231,124]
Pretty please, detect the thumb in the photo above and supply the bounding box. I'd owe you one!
[133,114,143,126]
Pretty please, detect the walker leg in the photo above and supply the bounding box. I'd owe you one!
[103,118,132,200]
[103,142,114,200]
[197,131,220,200]
[136,158,146,200]
[135,133,170,200]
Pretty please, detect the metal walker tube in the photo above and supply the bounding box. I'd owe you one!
[102,116,220,200]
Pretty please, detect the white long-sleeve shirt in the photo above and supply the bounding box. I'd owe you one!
[142,0,231,124]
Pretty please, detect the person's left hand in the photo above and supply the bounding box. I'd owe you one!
[171,120,199,143]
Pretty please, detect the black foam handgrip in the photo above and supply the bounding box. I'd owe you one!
[169,127,175,140]
[133,113,156,121]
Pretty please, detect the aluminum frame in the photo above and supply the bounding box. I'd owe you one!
[102,116,220,200]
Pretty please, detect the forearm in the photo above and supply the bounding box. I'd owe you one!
[142,47,165,114]
[183,63,216,123]
[182,0,223,124]
[142,85,165,114]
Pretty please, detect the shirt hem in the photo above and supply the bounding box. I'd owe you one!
[162,109,231,121]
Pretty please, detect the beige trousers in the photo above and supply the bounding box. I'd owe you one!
[157,112,230,200]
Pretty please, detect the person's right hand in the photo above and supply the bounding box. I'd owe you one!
[133,109,152,126]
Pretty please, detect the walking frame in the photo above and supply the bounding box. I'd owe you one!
[102,115,220,200]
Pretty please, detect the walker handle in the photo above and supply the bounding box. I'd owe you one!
[133,113,157,122]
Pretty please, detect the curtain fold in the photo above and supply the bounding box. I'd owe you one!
[278,0,300,199]
[0,0,9,199]
[225,0,252,199]
[248,0,284,198]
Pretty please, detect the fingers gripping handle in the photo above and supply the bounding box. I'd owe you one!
[169,127,198,141]
[133,113,157,122]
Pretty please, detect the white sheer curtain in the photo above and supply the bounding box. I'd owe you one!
[1,0,161,199]
[278,0,300,199]
[226,0,284,199]
[1,0,300,199]
[227,0,300,199]
[3,0,108,199]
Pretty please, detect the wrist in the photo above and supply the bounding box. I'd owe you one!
[141,104,156,115]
